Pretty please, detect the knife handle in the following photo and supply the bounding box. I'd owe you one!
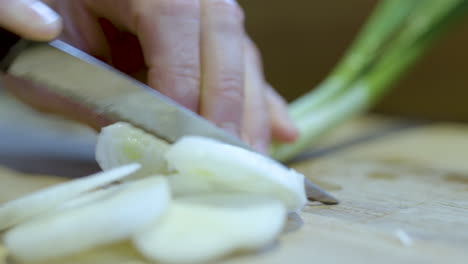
[0,27,32,72]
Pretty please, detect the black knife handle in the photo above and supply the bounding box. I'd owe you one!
[0,27,33,72]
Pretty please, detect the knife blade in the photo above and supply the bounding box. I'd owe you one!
[2,39,249,148]
[0,29,338,205]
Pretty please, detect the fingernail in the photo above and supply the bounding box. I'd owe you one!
[29,0,60,25]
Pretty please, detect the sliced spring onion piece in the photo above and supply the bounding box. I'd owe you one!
[95,122,169,178]
[165,136,307,212]
[4,176,170,262]
[0,163,140,231]
[133,194,286,263]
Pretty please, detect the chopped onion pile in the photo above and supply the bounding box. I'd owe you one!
[0,164,140,230]
[4,176,170,262]
[134,194,286,263]
[1,122,307,263]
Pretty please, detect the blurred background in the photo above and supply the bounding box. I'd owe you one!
[239,0,468,122]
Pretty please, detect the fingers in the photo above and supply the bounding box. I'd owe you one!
[84,0,246,136]
[266,85,299,142]
[243,37,298,151]
[78,0,290,147]
[200,0,245,137]
[0,0,61,40]
[242,39,270,153]
[84,0,202,112]
[51,1,110,61]
[135,0,201,111]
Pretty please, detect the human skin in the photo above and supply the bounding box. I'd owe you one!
[0,0,298,153]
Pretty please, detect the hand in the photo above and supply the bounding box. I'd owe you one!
[0,0,298,153]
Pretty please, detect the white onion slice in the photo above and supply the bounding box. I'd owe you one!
[4,176,170,262]
[165,136,307,212]
[0,164,140,231]
[133,194,286,263]
[56,185,122,211]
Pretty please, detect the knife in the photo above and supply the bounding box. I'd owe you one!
[0,28,338,205]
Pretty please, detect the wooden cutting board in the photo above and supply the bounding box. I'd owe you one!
[0,92,467,264]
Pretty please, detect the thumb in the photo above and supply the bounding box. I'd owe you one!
[0,0,62,41]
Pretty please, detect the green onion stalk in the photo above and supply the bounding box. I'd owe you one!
[271,0,468,162]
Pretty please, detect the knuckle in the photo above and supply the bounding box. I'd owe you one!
[150,62,200,100]
[169,62,201,84]
[214,73,244,103]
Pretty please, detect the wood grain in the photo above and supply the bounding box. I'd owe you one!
[0,97,467,263]
[0,245,6,264]
[1,123,468,263]
[0,167,64,203]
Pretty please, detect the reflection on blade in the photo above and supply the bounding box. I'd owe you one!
[6,40,339,205]
[7,40,248,148]
[305,179,339,205]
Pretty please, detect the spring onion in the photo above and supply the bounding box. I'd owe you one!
[272,0,468,161]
